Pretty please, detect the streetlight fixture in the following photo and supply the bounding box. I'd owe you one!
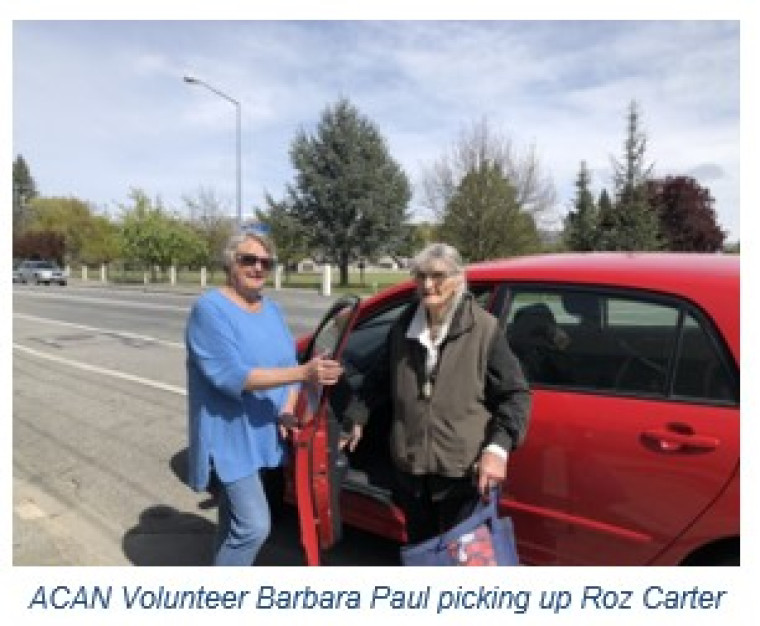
[183,74,242,228]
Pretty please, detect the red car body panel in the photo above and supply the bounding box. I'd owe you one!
[291,253,739,565]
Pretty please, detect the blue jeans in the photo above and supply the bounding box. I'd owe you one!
[214,471,271,566]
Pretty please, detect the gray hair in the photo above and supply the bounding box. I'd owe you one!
[222,231,277,273]
[409,242,465,277]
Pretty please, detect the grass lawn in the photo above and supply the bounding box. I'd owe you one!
[279,270,410,294]
[97,266,411,295]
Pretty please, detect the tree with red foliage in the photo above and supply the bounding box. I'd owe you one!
[648,176,726,252]
[13,230,66,264]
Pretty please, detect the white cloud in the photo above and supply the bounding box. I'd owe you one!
[13,20,740,240]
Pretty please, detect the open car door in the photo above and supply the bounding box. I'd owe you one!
[291,295,362,566]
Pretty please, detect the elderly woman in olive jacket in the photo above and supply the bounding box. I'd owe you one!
[343,243,531,545]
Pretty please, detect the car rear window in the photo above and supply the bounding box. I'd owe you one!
[505,288,737,406]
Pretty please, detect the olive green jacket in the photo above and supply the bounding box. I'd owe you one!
[346,293,531,478]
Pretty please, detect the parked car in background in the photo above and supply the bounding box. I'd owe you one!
[15,260,67,286]
[287,253,739,566]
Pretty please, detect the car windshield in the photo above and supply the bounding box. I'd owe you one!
[32,261,57,269]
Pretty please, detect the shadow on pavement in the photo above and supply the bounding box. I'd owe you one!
[121,448,401,566]
[122,504,216,566]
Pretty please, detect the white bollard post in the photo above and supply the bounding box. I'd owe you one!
[143,271,149,285]
[100,263,107,283]
[321,264,332,296]
[200,267,207,288]
[170,265,177,286]
[82,266,88,281]
[274,265,283,290]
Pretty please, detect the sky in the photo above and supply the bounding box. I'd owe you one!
[3,3,758,612]
[11,19,742,242]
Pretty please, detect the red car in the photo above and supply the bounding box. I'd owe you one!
[287,252,739,566]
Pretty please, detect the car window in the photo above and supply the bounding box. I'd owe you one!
[341,300,410,383]
[673,313,738,403]
[505,288,737,405]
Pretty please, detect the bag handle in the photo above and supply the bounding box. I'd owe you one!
[475,484,501,513]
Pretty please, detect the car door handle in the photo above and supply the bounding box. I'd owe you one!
[641,428,720,453]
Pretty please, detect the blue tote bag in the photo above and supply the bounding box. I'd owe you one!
[400,488,519,566]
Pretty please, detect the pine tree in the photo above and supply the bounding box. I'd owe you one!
[13,154,38,235]
[564,161,599,251]
[288,99,411,286]
[605,101,662,250]
[596,188,615,251]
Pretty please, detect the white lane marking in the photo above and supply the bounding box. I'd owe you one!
[13,343,186,396]
[13,290,189,312]
[13,313,184,349]
[13,290,320,330]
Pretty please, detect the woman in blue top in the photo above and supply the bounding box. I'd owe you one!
[186,231,343,566]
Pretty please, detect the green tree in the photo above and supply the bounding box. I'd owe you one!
[596,188,614,249]
[119,189,207,279]
[25,196,101,263]
[288,98,412,286]
[724,241,739,254]
[13,154,38,235]
[422,118,555,225]
[79,215,122,265]
[257,194,310,280]
[395,222,429,261]
[183,186,234,270]
[439,161,540,261]
[564,161,599,251]
[601,101,661,250]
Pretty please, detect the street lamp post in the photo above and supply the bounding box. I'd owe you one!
[183,75,242,228]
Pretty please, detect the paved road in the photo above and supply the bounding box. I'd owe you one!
[12,281,399,566]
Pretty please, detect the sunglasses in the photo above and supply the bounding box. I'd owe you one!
[235,253,275,271]
[414,270,453,283]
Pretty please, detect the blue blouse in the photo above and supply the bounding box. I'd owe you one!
[185,289,297,491]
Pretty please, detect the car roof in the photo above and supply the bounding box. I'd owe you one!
[467,252,737,291]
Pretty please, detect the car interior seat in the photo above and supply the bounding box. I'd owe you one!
[558,292,615,387]
[509,303,571,384]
